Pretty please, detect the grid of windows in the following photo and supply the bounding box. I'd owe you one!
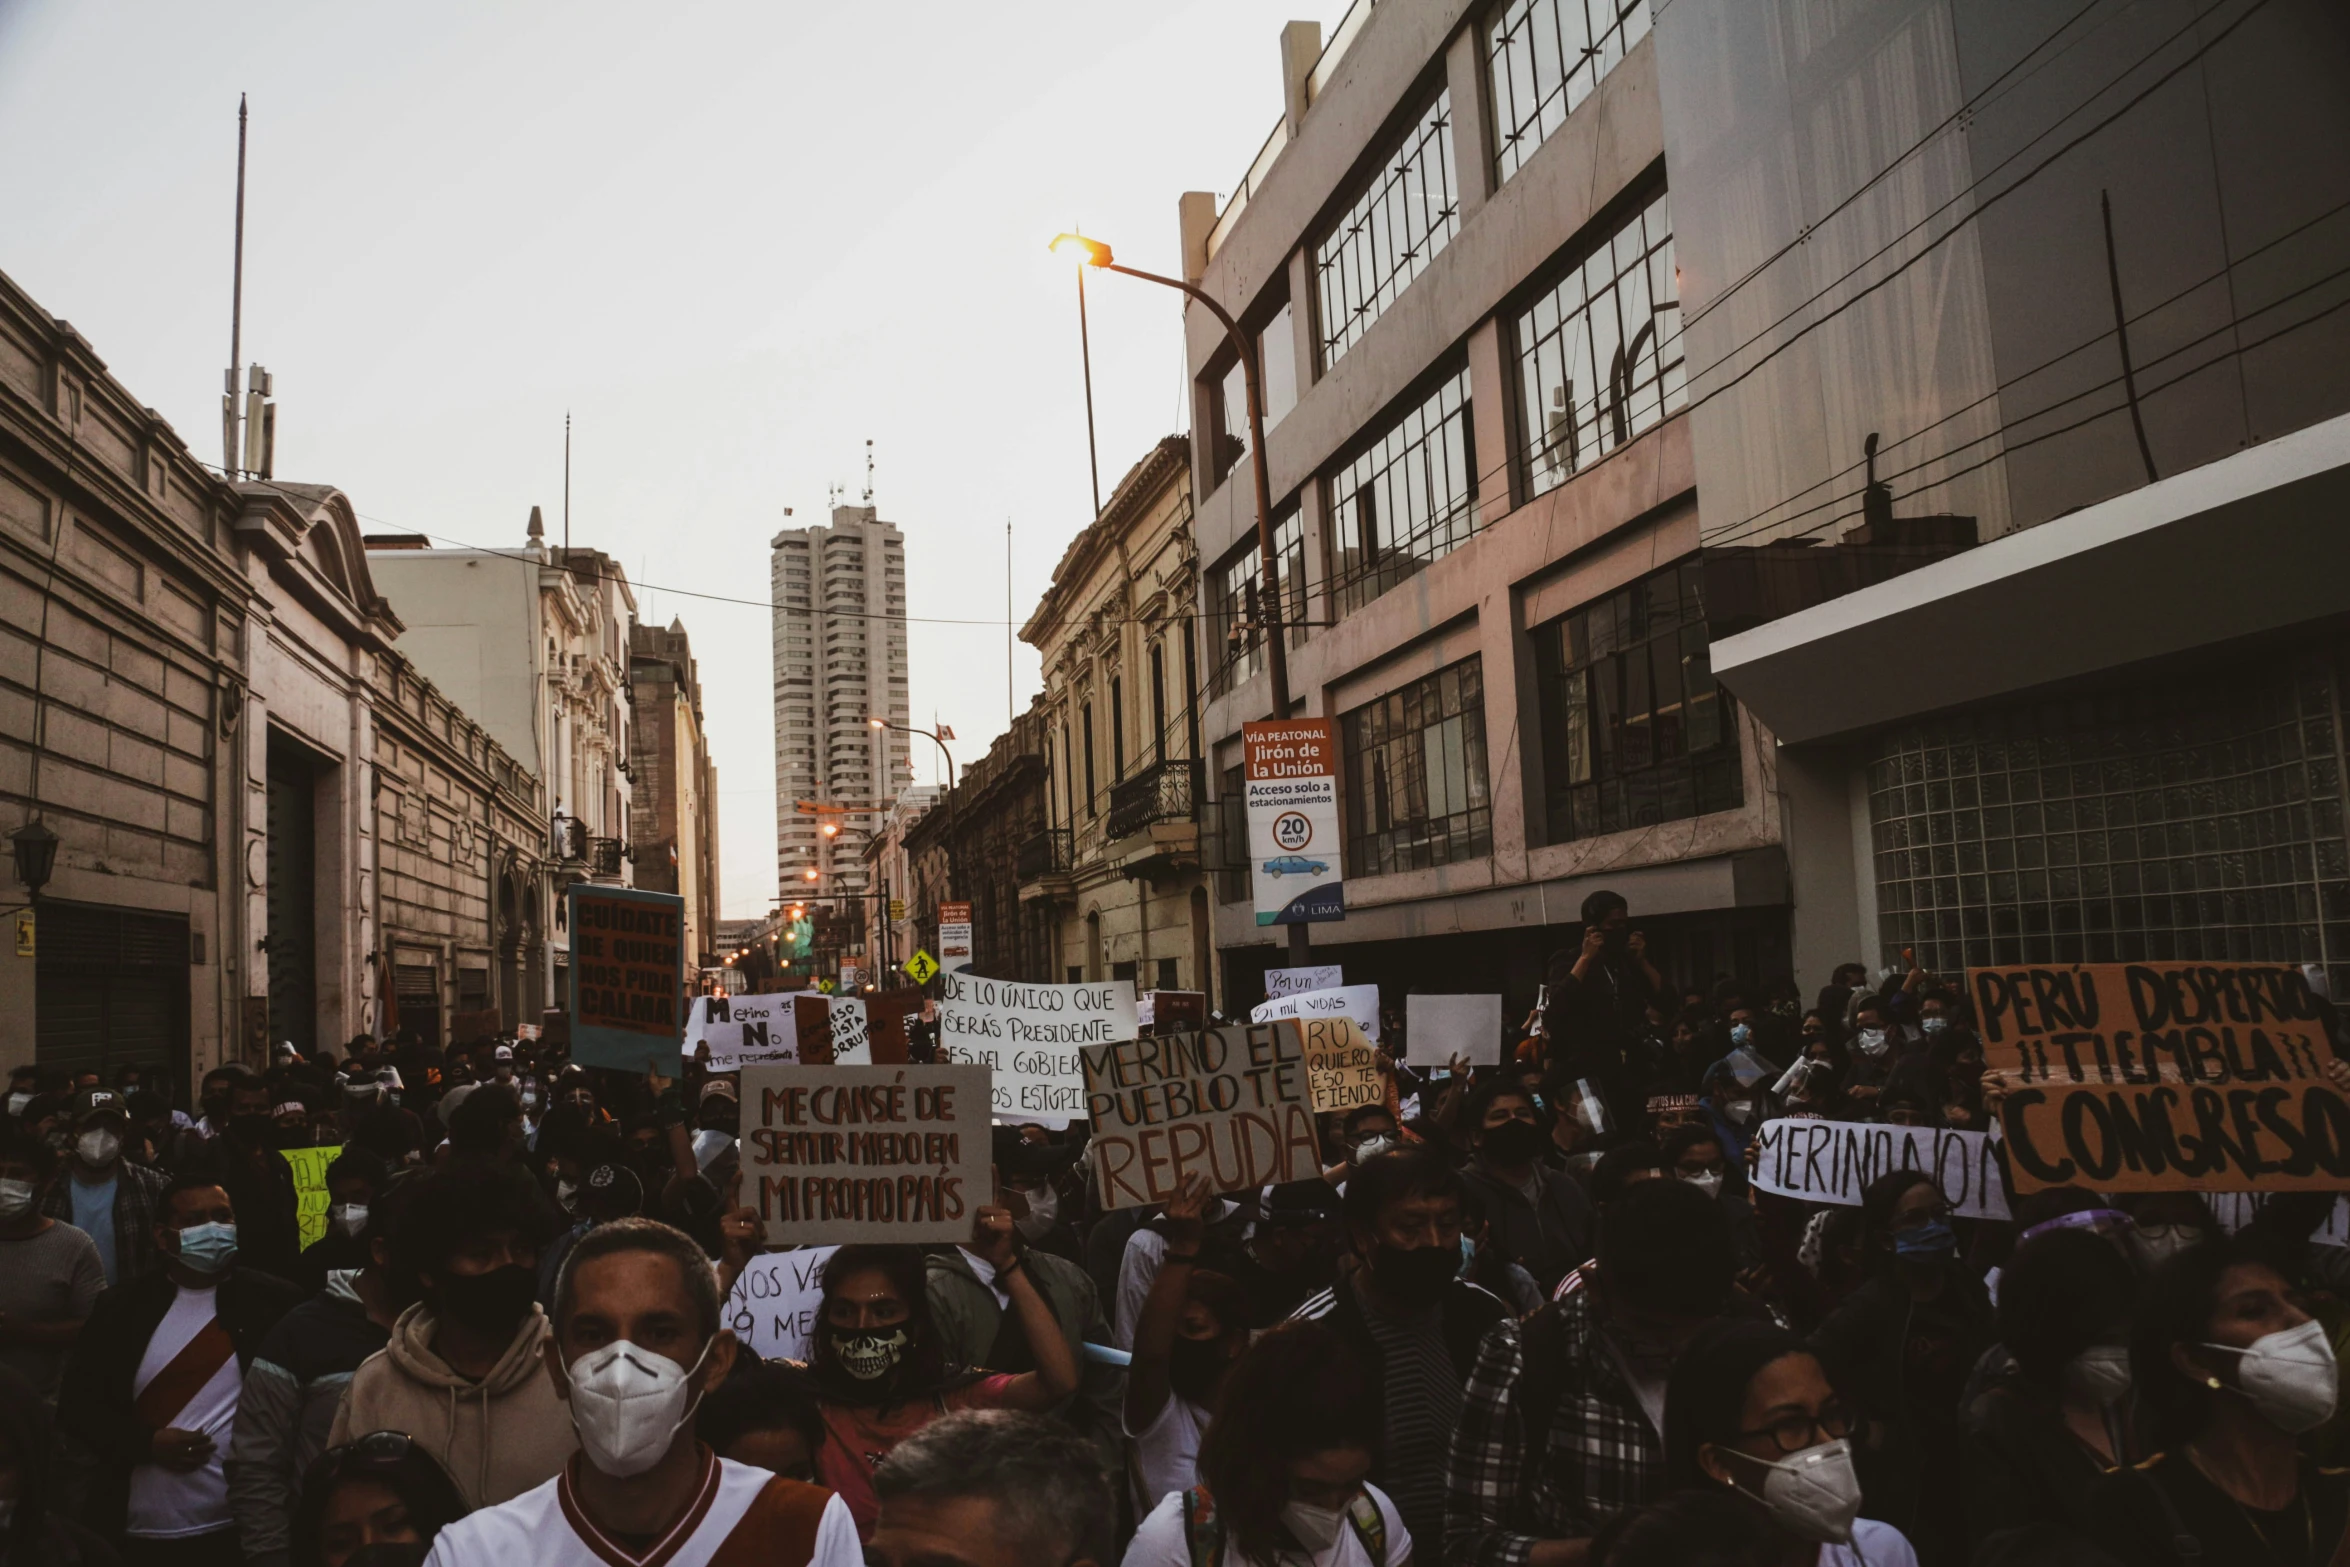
[1488,0,1651,185]
[1313,91,1459,367]
[1342,657,1492,878]
[1327,369,1475,617]
[1536,558,1741,843]
[1871,654,2350,987]
[1516,191,1683,501]
[1209,511,1306,695]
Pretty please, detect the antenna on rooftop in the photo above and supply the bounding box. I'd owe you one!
[862,438,874,505]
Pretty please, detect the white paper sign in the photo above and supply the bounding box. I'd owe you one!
[829,998,870,1064]
[683,993,801,1069]
[1749,1118,2011,1221]
[1265,965,1343,1000]
[720,1247,838,1361]
[937,969,1138,1126]
[1252,984,1382,1042]
[1404,993,1503,1065]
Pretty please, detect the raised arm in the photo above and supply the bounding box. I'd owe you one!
[1124,1174,1210,1432]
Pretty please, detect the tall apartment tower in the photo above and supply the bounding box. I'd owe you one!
[771,504,911,908]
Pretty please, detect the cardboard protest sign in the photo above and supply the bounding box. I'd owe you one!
[938,970,1137,1126]
[1140,991,1207,1035]
[282,1144,343,1249]
[568,886,687,1072]
[1081,1025,1320,1209]
[684,993,802,1070]
[1252,984,1382,1042]
[1974,961,2346,1194]
[1295,1015,1383,1114]
[1404,993,1504,1065]
[864,989,923,1065]
[1749,1118,2010,1221]
[1265,965,1343,1000]
[740,1063,992,1244]
[721,1246,839,1361]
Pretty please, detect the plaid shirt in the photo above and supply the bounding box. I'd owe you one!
[1444,1288,1666,1567]
[41,1158,171,1284]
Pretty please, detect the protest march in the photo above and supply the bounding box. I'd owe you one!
[9,892,2350,1567]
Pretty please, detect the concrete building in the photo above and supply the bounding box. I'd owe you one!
[630,618,720,968]
[1185,1,1774,1013]
[1019,436,1216,999]
[862,782,940,987]
[770,504,910,906]
[1654,0,2350,988]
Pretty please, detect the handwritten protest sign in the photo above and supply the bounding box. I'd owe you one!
[1081,1025,1320,1209]
[939,970,1136,1126]
[684,993,801,1069]
[2209,1193,2350,1246]
[569,886,686,1072]
[282,1144,343,1249]
[721,1246,839,1361]
[1974,961,2346,1194]
[1265,965,1343,1000]
[1296,1015,1383,1114]
[864,989,923,1065]
[1404,993,1504,1066]
[1750,1118,2010,1221]
[741,1063,992,1244]
[1252,984,1382,1042]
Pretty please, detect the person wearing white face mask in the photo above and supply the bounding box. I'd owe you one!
[421,1218,860,1567]
[0,1123,105,1403]
[1667,1320,1919,1567]
[2086,1236,2350,1566]
[41,1086,172,1288]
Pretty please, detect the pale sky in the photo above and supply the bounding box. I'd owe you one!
[0,0,1347,917]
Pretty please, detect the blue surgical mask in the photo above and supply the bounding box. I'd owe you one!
[1893,1219,1955,1262]
[1921,1016,1949,1035]
[1730,1022,1753,1047]
[174,1221,239,1275]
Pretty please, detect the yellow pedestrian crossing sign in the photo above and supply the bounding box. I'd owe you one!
[904,950,939,984]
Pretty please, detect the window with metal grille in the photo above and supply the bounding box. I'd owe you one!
[1342,657,1492,877]
[1209,511,1306,695]
[1488,0,1652,185]
[1516,189,1683,501]
[1313,90,1459,367]
[1219,765,1253,905]
[1536,557,1741,843]
[1327,368,1476,617]
[1870,653,2350,988]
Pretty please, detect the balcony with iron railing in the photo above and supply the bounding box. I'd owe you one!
[1015,828,1075,903]
[590,837,625,879]
[1104,759,1202,877]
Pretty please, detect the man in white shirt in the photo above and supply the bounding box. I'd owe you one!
[424,1217,859,1567]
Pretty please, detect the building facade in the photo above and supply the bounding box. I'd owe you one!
[630,618,720,968]
[1654,0,2350,989]
[862,783,940,988]
[1020,436,1217,1001]
[902,706,1053,983]
[770,504,911,907]
[1185,1,1778,1016]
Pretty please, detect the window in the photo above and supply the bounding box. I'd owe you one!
[1517,190,1683,499]
[1314,91,1459,367]
[1209,510,1307,696]
[1342,657,1492,877]
[1219,765,1253,904]
[1209,300,1303,488]
[1082,703,1098,816]
[1111,678,1126,780]
[1150,643,1168,764]
[1326,368,1476,616]
[1157,957,1180,991]
[1488,0,1651,185]
[1536,557,1740,842]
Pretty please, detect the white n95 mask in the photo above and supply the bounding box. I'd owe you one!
[2204,1319,2338,1433]
[1729,1438,1863,1544]
[563,1338,712,1477]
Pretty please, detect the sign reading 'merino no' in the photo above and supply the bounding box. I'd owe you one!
[568,885,687,1073]
[1976,960,2348,1194]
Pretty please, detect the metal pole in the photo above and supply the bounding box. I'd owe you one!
[1007,519,1015,729]
[563,411,572,557]
[1077,263,1102,520]
[226,94,248,477]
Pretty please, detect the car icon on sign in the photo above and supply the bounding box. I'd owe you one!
[1262,855,1329,878]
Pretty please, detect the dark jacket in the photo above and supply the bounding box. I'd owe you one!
[1457,1158,1594,1293]
[227,1271,392,1567]
[1962,1372,2144,1548]
[58,1266,307,1539]
[1293,1271,1508,1418]
[211,1140,304,1282]
[40,1160,171,1286]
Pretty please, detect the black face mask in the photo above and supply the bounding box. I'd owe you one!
[344,1546,429,1567]
[230,1113,280,1148]
[1169,1336,1229,1404]
[1369,1242,1458,1308]
[434,1263,538,1337]
[1481,1119,1547,1165]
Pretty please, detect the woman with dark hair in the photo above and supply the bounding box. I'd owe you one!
[1807,1172,1991,1566]
[1662,1318,1918,1566]
[1961,1227,2145,1545]
[696,1359,827,1483]
[2085,1234,2350,1566]
[0,1364,117,1566]
[810,1234,1077,1537]
[1121,1320,1410,1567]
[291,1430,468,1567]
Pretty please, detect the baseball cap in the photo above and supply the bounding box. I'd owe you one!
[699,1078,739,1104]
[1258,1179,1343,1227]
[493,1045,514,1062]
[69,1087,129,1124]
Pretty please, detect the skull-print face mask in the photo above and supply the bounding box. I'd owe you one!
[831,1329,910,1382]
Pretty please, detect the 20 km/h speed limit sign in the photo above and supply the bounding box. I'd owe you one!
[1244,719,1343,927]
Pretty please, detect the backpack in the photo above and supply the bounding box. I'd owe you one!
[1179,1485,1386,1567]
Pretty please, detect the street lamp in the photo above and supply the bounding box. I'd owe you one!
[10,819,58,902]
[869,716,956,790]
[1050,233,1291,717]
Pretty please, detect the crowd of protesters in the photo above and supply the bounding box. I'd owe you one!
[4,884,2348,1567]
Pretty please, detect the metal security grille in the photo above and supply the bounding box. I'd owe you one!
[36,899,190,1091]
[1488,0,1652,184]
[1870,652,2350,988]
[1313,90,1459,367]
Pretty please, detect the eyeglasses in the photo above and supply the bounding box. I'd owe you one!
[1739,1401,1853,1454]
[326,1431,417,1469]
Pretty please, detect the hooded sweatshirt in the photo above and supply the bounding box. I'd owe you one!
[327,1300,575,1509]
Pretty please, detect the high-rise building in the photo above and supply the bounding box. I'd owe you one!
[771,504,910,914]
